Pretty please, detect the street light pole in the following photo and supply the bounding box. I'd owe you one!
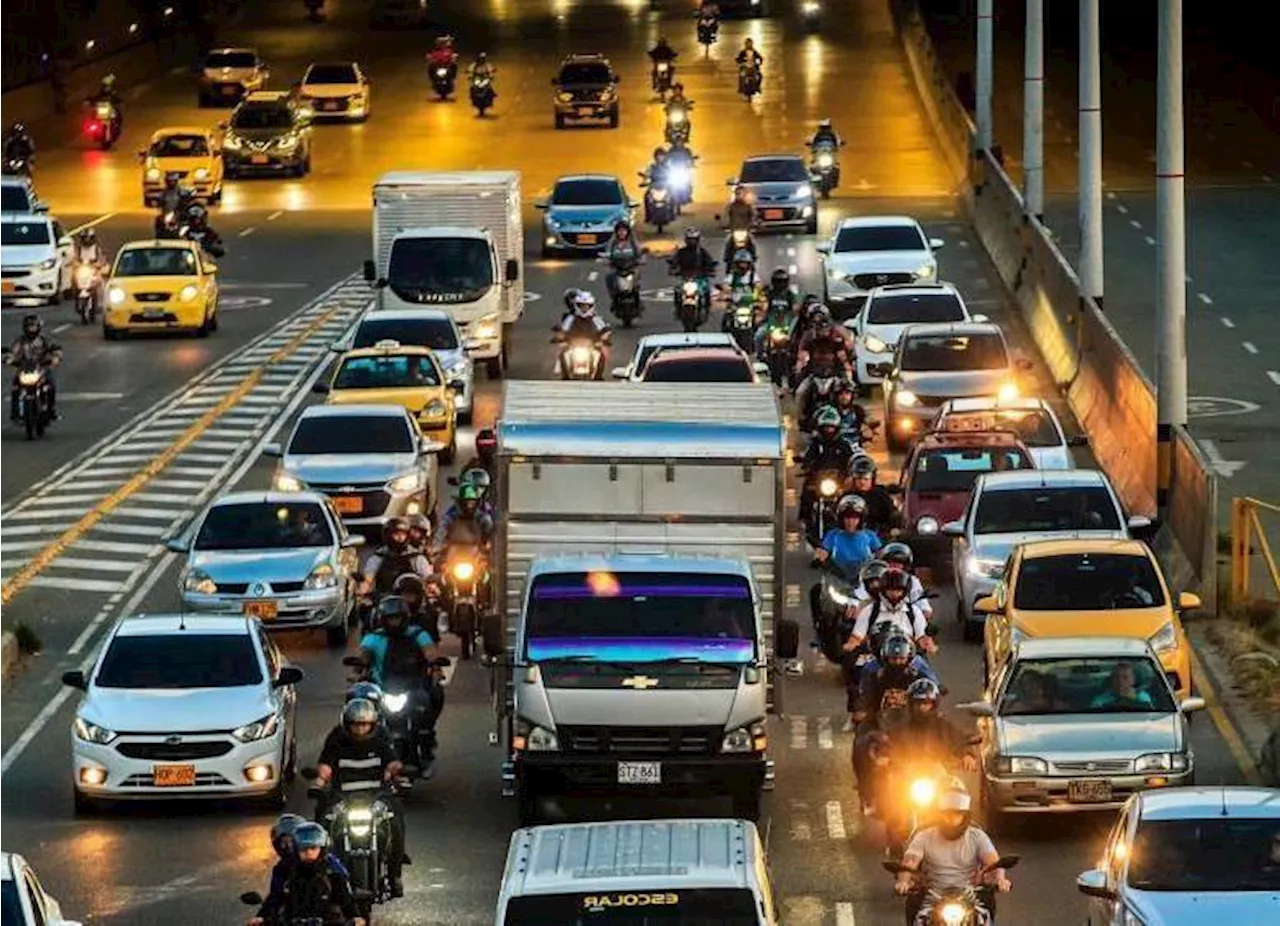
[976,0,993,153]
[1079,0,1104,309]
[1155,0,1186,516]
[1023,0,1045,220]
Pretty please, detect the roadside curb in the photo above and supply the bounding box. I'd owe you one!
[1187,624,1268,783]
[0,631,17,681]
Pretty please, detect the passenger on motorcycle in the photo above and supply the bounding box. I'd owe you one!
[877,541,933,619]
[426,35,459,82]
[603,220,644,304]
[361,518,431,600]
[404,513,433,554]
[845,568,935,656]
[846,454,902,537]
[248,821,364,926]
[7,314,61,422]
[831,379,870,441]
[895,780,1011,925]
[798,406,859,522]
[393,573,446,644]
[313,699,408,897]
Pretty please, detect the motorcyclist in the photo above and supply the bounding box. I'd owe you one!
[815,494,881,572]
[831,379,871,443]
[649,36,678,88]
[736,38,763,71]
[312,699,408,897]
[7,314,61,422]
[794,303,854,379]
[846,455,904,537]
[468,51,496,83]
[845,568,935,657]
[754,269,796,355]
[360,518,432,600]
[554,289,611,373]
[404,512,433,555]
[895,781,1011,924]
[156,175,189,225]
[643,146,671,192]
[459,427,497,479]
[352,595,446,776]
[603,220,644,305]
[393,572,446,645]
[248,821,364,926]
[87,74,123,130]
[183,202,225,257]
[798,406,859,523]
[433,482,496,554]
[719,249,760,333]
[3,122,34,169]
[249,813,352,926]
[426,35,459,83]
[880,541,933,618]
[811,118,843,149]
[723,185,757,263]
[669,227,717,281]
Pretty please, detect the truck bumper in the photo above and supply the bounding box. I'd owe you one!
[504,753,773,799]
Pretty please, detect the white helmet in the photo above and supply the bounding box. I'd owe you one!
[572,290,597,317]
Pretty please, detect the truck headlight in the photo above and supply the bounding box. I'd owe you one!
[1147,621,1177,653]
[232,712,281,743]
[721,722,767,754]
[995,755,1047,775]
[74,717,118,745]
[916,516,940,535]
[1135,752,1189,773]
[382,692,409,714]
[516,724,559,752]
[472,314,500,340]
[305,563,337,590]
[388,471,424,494]
[863,334,888,354]
[183,570,217,595]
[895,389,919,408]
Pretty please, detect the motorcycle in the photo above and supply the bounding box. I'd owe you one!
[83,100,120,150]
[808,139,844,198]
[721,286,757,353]
[804,470,845,546]
[307,772,404,921]
[882,855,1019,926]
[652,60,675,98]
[800,0,822,32]
[759,315,792,387]
[430,66,456,101]
[812,559,860,662]
[797,369,842,429]
[71,260,102,324]
[604,254,644,327]
[11,361,54,440]
[663,101,690,145]
[697,16,719,53]
[672,274,711,332]
[2,154,32,176]
[238,893,330,926]
[470,74,496,116]
[665,156,695,212]
[640,175,675,232]
[738,63,762,100]
[344,655,450,777]
[442,543,487,658]
[553,334,608,382]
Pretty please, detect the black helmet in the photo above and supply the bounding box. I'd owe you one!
[383,517,410,549]
[908,677,941,709]
[683,226,701,243]
[880,633,915,668]
[614,218,632,234]
[342,697,380,738]
[270,812,307,859]
[848,454,877,479]
[345,681,383,705]
[21,313,41,337]
[860,559,890,590]
[881,569,910,597]
[835,494,867,521]
[835,378,856,400]
[392,572,425,603]
[881,542,914,570]
[165,173,179,188]
[771,268,790,288]
[376,595,413,632]
[11,122,27,135]
[291,821,330,860]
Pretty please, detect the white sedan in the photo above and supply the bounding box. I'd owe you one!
[2,853,80,926]
[932,395,1085,469]
[298,61,370,121]
[63,613,302,811]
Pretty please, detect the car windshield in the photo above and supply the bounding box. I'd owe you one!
[1013,552,1166,610]
[195,502,332,550]
[559,63,612,84]
[1,221,49,246]
[835,225,926,252]
[1,881,24,926]
[910,446,1032,493]
[998,656,1175,715]
[151,135,209,157]
[353,317,459,351]
[1127,818,1280,892]
[334,354,441,389]
[288,415,414,454]
[900,332,1009,371]
[974,487,1122,534]
[940,409,1061,446]
[305,63,357,83]
[553,179,624,205]
[740,158,808,183]
[387,237,493,297]
[206,51,257,68]
[643,357,753,383]
[1,185,33,212]
[113,248,199,277]
[867,293,965,325]
[636,341,725,372]
[96,634,263,688]
[231,105,293,130]
[503,888,762,925]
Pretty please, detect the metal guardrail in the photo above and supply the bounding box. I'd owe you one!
[1230,497,1280,606]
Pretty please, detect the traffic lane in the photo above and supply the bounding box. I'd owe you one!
[0,211,367,504]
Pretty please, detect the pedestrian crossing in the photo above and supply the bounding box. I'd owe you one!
[0,273,372,604]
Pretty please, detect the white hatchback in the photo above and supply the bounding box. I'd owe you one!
[848,282,980,386]
[612,331,737,382]
[63,613,302,811]
[933,395,1084,470]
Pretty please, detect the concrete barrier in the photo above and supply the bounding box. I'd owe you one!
[890,0,1218,601]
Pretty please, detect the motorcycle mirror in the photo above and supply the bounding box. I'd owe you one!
[241,892,264,906]
[992,855,1020,871]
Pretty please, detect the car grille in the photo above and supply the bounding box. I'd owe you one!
[120,771,233,787]
[307,483,391,518]
[134,292,172,302]
[1,268,30,278]
[117,740,234,761]
[214,579,307,594]
[1053,759,1133,774]
[558,725,721,757]
[853,272,915,289]
[129,312,179,323]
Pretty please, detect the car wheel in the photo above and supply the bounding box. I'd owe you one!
[554,113,565,129]
[103,325,120,341]
[979,778,1011,835]
[441,434,457,465]
[210,187,222,205]
[73,786,101,816]
[207,305,219,332]
[196,312,212,338]
[609,110,620,129]
[485,355,504,379]
[731,788,763,821]
[458,407,472,426]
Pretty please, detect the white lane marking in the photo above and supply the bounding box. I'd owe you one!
[67,212,117,235]
[1198,292,1213,305]
[1116,203,1128,213]
[816,716,834,750]
[1129,219,1142,229]
[60,392,126,401]
[789,800,812,841]
[239,226,257,237]
[52,323,72,334]
[1200,439,1247,478]
[219,282,309,289]
[836,903,856,926]
[1269,371,1280,386]
[1221,318,1236,328]
[1263,174,1273,183]
[1243,342,1258,354]
[790,715,808,750]
[825,800,847,839]
[0,688,76,775]
[1106,190,1117,200]
[267,210,284,220]
[1144,235,1155,245]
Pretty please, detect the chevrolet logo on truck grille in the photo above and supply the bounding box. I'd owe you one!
[621,675,659,690]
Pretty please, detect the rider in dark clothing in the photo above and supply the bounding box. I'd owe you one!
[735,39,763,69]
[8,314,62,421]
[648,37,678,64]
[669,228,717,277]
[249,821,363,926]
[798,406,859,523]
[810,118,843,149]
[847,455,902,536]
[3,123,34,167]
[361,518,432,601]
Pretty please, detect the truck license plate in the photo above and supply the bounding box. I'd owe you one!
[1067,779,1112,803]
[154,764,196,786]
[617,761,661,785]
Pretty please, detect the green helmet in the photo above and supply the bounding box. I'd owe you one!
[815,405,841,430]
[459,483,482,503]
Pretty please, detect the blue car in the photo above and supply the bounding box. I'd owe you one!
[536,174,636,259]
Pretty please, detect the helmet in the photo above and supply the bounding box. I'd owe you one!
[21,313,41,337]
[818,118,832,128]
[613,219,632,235]
[683,227,701,243]
[908,677,941,709]
[342,697,380,738]
[78,228,97,245]
[658,35,670,45]
[474,427,497,462]
[406,513,432,541]
[461,468,491,493]
[270,813,307,859]
[291,821,330,860]
[848,454,877,479]
[376,595,413,633]
[459,481,482,504]
[392,572,426,603]
[743,37,755,47]
[435,35,451,47]
[101,73,116,89]
[814,405,841,433]
[860,559,890,590]
[476,51,488,62]
[835,494,868,521]
[834,378,856,400]
[10,122,27,135]
[881,541,914,570]
[936,781,973,838]
[880,633,915,668]
[383,517,410,549]
[186,204,208,223]
[165,173,179,188]
[572,290,596,317]
[654,147,668,162]
[881,569,910,597]
[809,302,832,324]
[732,248,754,270]
[771,268,790,288]
[800,293,821,310]
[345,681,383,705]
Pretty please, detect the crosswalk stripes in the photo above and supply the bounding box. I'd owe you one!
[785,714,845,751]
[786,797,861,842]
[0,273,372,603]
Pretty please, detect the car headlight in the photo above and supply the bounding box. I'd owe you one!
[276,134,299,150]
[39,257,57,271]
[452,560,475,581]
[966,556,1005,579]
[819,477,839,497]
[183,569,217,595]
[193,168,210,180]
[995,755,1047,775]
[795,183,813,199]
[382,692,409,714]
[940,902,967,926]
[916,516,940,535]
[721,722,767,754]
[558,92,573,103]
[473,325,498,340]
[74,717,117,745]
[223,134,243,150]
[232,712,281,743]
[108,286,126,305]
[863,334,888,354]
[305,563,337,590]
[146,167,161,180]
[388,471,424,494]
[422,399,447,418]
[997,382,1020,402]
[895,389,920,408]
[916,261,937,279]
[273,472,303,492]
[178,284,199,302]
[1148,621,1178,653]
[1135,752,1189,773]
[518,724,560,752]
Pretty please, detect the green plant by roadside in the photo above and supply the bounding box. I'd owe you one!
[1205,599,1280,718]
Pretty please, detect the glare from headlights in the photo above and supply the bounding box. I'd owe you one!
[274,473,304,492]
[178,284,199,302]
[896,389,920,407]
[193,168,209,180]
[819,477,839,497]
[817,152,833,167]
[796,183,813,199]
[668,109,685,124]
[452,560,475,581]
[940,902,967,926]
[864,334,888,353]
[997,382,1019,402]
[382,692,409,713]
[909,777,936,807]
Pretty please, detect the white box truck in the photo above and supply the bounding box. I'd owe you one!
[364,171,523,378]
[481,381,799,824]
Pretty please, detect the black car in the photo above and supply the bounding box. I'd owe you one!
[552,54,620,129]
[221,91,313,178]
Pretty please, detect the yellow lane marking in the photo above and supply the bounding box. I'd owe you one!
[1188,645,1262,784]
[0,301,347,606]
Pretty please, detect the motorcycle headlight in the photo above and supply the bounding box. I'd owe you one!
[17,370,41,386]
[668,110,685,124]
[39,257,57,271]
[817,152,833,167]
[995,755,1047,775]
[863,334,888,354]
[422,399,447,418]
[651,188,668,201]
[146,167,162,180]
[452,560,475,581]
[1135,752,1189,773]
[74,265,95,287]
[795,183,813,199]
[178,284,199,302]
[966,556,1005,579]
[305,563,337,590]
[819,477,839,497]
[183,569,217,595]
[909,776,937,807]
[388,471,424,494]
[74,716,117,745]
[770,328,787,342]
[940,902,967,926]
[916,516,940,535]
[895,389,920,408]
[346,806,373,836]
[570,346,592,364]
[193,168,210,180]
[435,68,448,77]
[668,165,690,187]
[721,722,767,754]
[825,579,853,606]
[682,280,699,295]
[1147,621,1178,654]
[382,692,409,714]
[232,712,281,743]
[997,382,1020,402]
[273,472,303,492]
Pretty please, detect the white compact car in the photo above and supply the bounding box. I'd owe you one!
[1,854,80,926]
[818,216,944,318]
[63,613,302,811]
[849,282,980,386]
[1,215,70,305]
[298,61,370,121]
[932,396,1084,470]
[612,331,738,382]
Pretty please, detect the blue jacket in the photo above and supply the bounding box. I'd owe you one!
[821,527,881,571]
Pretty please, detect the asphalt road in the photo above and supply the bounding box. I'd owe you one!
[923,3,1280,511]
[0,1,1251,924]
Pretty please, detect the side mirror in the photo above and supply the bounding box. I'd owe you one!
[928,237,945,250]
[942,520,965,537]
[34,202,49,213]
[1067,434,1089,447]
[482,613,505,658]
[504,258,519,282]
[613,75,621,83]
[957,700,995,717]
[1179,696,1206,714]
[217,120,229,131]
[329,342,347,353]
[973,595,1001,615]
[1177,591,1202,611]
[241,892,265,906]
[362,259,376,282]
[1075,869,1115,901]
[1128,514,1157,539]
[165,536,189,553]
[262,442,283,458]
[311,381,331,394]
[62,670,88,691]
[273,665,304,688]
[205,263,219,274]
[815,243,831,255]
[341,534,365,548]
[627,200,639,210]
[611,366,629,380]
[550,77,559,86]
[775,616,800,660]
[449,379,465,394]
[842,319,858,332]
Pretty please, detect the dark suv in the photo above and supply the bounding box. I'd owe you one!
[221,91,313,178]
[551,54,620,129]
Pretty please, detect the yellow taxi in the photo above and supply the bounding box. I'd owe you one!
[978,538,1199,700]
[140,127,225,206]
[104,240,219,339]
[316,340,459,462]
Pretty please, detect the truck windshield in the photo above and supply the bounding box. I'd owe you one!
[387,237,493,303]
[526,571,755,663]
[504,887,762,925]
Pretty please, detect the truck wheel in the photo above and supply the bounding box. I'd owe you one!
[731,788,762,822]
[486,354,504,379]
